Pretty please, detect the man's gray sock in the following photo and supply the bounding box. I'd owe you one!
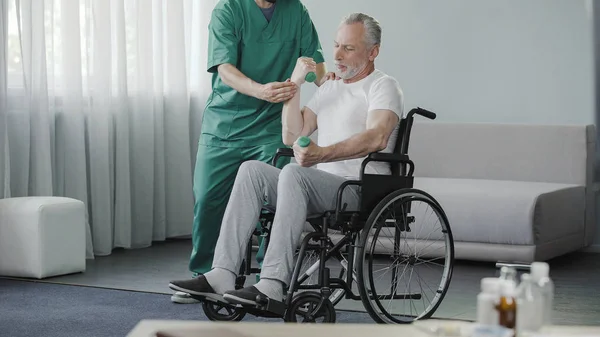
[203,268,236,294]
[254,278,284,301]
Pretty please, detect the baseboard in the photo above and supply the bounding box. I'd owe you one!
[582,244,600,253]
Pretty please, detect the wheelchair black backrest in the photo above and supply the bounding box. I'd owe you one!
[358,107,435,217]
[390,115,413,176]
[390,107,436,176]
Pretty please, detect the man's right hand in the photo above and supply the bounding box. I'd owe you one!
[290,57,317,85]
[256,81,298,103]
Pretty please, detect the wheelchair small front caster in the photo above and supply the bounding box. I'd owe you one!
[202,301,246,322]
[285,292,336,323]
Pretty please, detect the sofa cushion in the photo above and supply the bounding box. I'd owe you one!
[411,177,585,246]
[408,122,594,186]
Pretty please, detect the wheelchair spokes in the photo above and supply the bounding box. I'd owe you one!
[357,189,454,324]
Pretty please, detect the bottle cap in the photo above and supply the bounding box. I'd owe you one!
[500,279,516,297]
[530,262,549,281]
[481,278,500,294]
[297,136,311,148]
[499,266,516,281]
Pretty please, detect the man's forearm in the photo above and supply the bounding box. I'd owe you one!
[218,63,261,98]
[282,81,303,145]
[321,129,388,163]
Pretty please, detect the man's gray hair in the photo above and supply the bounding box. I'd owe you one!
[341,13,382,48]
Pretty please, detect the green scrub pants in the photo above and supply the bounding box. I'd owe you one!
[189,141,290,275]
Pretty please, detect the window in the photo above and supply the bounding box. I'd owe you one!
[5,0,208,98]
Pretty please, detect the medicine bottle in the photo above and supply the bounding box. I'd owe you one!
[477,277,501,325]
[496,279,517,331]
[530,262,554,325]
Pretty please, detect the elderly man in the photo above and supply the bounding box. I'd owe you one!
[169,12,404,307]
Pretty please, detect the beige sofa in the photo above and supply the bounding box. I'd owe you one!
[278,122,596,265]
[399,121,597,263]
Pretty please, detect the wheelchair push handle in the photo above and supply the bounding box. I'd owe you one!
[408,107,436,120]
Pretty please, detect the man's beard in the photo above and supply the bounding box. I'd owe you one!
[336,61,367,80]
[265,0,276,3]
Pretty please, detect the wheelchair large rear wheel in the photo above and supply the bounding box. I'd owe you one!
[356,188,454,324]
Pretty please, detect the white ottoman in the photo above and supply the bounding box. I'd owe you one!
[0,197,86,279]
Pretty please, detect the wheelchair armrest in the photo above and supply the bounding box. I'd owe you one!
[367,152,410,163]
[271,148,294,166]
[360,152,415,179]
[335,180,362,222]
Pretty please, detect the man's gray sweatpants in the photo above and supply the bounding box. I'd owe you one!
[212,160,361,286]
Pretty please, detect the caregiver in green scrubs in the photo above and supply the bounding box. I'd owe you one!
[171,0,327,304]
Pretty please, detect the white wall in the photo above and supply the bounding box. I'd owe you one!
[301,0,594,124]
[300,0,599,246]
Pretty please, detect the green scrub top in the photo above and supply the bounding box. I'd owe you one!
[200,0,325,147]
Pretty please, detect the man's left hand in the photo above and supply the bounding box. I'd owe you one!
[293,140,324,167]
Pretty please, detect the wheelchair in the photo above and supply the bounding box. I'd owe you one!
[199,107,455,324]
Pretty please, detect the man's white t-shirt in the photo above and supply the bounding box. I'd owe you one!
[305,69,404,180]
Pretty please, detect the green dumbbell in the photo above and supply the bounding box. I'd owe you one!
[297,136,311,147]
[304,72,317,83]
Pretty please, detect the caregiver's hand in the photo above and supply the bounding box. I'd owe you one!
[256,81,298,103]
[323,72,341,81]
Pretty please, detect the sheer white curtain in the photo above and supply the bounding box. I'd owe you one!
[1,0,218,258]
[1,1,9,199]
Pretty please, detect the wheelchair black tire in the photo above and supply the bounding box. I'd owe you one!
[356,188,455,324]
[284,292,336,323]
[202,301,246,322]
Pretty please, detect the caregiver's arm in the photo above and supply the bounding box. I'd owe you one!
[218,64,297,104]
[209,7,296,104]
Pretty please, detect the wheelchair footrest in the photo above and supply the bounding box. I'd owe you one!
[243,306,285,319]
[251,295,287,317]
